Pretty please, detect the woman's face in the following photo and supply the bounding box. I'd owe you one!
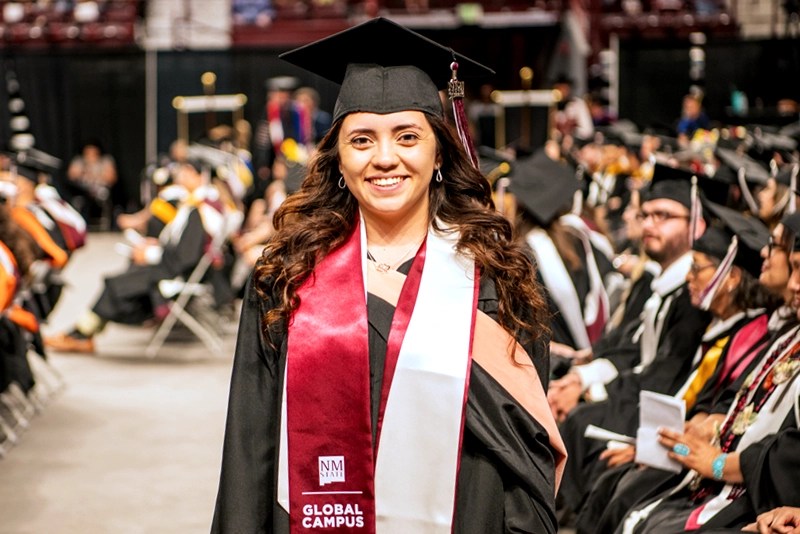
[338,110,439,226]
[686,251,719,308]
[760,223,791,295]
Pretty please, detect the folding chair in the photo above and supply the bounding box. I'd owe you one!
[145,211,243,358]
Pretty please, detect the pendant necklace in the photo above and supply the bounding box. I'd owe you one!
[368,240,423,273]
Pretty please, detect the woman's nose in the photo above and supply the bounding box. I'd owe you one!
[372,140,400,168]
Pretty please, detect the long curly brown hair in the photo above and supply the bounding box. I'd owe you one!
[254,113,550,346]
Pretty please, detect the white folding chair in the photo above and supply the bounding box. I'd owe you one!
[145,211,243,358]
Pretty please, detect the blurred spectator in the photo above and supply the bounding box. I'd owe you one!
[232,0,274,26]
[293,86,332,145]
[552,75,595,142]
[66,140,117,229]
[676,92,711,146]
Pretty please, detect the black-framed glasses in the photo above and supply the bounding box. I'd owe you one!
[689,262,717,276]
[635,210,690,224]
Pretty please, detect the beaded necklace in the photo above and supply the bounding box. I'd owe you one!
[690,327,800,502]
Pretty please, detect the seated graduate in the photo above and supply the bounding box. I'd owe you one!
[575,202,783,533]
[43,159,224,354]
[2,153,73,322]
[552,164,714,516]
[509,149,612,375]
[117,161,189,239]
[615,215,800,533]
[549,163,711,422]
[212,17,567,534]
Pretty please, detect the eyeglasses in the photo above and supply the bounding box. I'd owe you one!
[689,262,717,276]
[635,210,690,224]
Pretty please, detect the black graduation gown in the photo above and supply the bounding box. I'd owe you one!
[575,312,773,533]
[557,284,711,511]
[91,208,206,325]
[618,410,800,534]
[212,267,559,533]
[531,233,603,378]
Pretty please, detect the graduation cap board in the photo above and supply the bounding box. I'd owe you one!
[279,17,494,124]
[692,201,768,309]
[643,163,696,209]
[509,149,580,227]
[478,146,513,187]
[716,147,770,184]
[693,201,768,278]
[715,147,772,214]
[10,148,62,182]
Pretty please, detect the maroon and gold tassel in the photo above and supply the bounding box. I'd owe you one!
[448,61,479,169]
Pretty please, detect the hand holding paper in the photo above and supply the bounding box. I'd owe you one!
[634,390,686,473]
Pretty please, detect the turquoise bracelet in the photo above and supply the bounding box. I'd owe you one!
[711,453,728,481]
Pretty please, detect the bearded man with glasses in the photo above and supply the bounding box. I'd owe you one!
[551,164,713,520]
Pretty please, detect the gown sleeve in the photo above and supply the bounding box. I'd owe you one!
[212,276,283,533]
[739,412,800,513]
[453,277,558,534]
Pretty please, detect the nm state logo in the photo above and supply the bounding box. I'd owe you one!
[318,456,345,486]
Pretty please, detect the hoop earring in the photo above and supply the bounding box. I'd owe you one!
[435,168,443,183]
[338,175,346,189]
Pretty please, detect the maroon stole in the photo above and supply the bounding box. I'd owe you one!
[285,219,566,533]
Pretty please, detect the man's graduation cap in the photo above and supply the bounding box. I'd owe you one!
[509,149,580,227]
[643,163,696,209]
[693,201,768,278]
[279,17,494,124]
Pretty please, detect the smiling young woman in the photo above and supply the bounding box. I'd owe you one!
[212,17,565,534]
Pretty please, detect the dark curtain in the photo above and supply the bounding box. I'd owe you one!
[1,49,146,214]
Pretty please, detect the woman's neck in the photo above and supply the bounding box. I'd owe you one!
[362,209,430,248]
[713,299,742,321]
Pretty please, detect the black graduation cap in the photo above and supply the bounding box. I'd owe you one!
[284,161,306,194]
[478,146,512,187]
[643,163,695,209]
[279,17,494,123]
[715,147,770,185]
[775,163,799,187]
[509,149,580,226]
[11,148,62,181]
[693,201,768,277]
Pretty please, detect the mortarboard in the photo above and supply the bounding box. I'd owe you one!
[715,147,772,214]
[643,163,695,209]
[715,147,770,185]
[509,149,580,227]
[478,146,513,187]
[693,201,768,278]
[279,17,494,124]
[10,148,62,182]
[775,163,799,187]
